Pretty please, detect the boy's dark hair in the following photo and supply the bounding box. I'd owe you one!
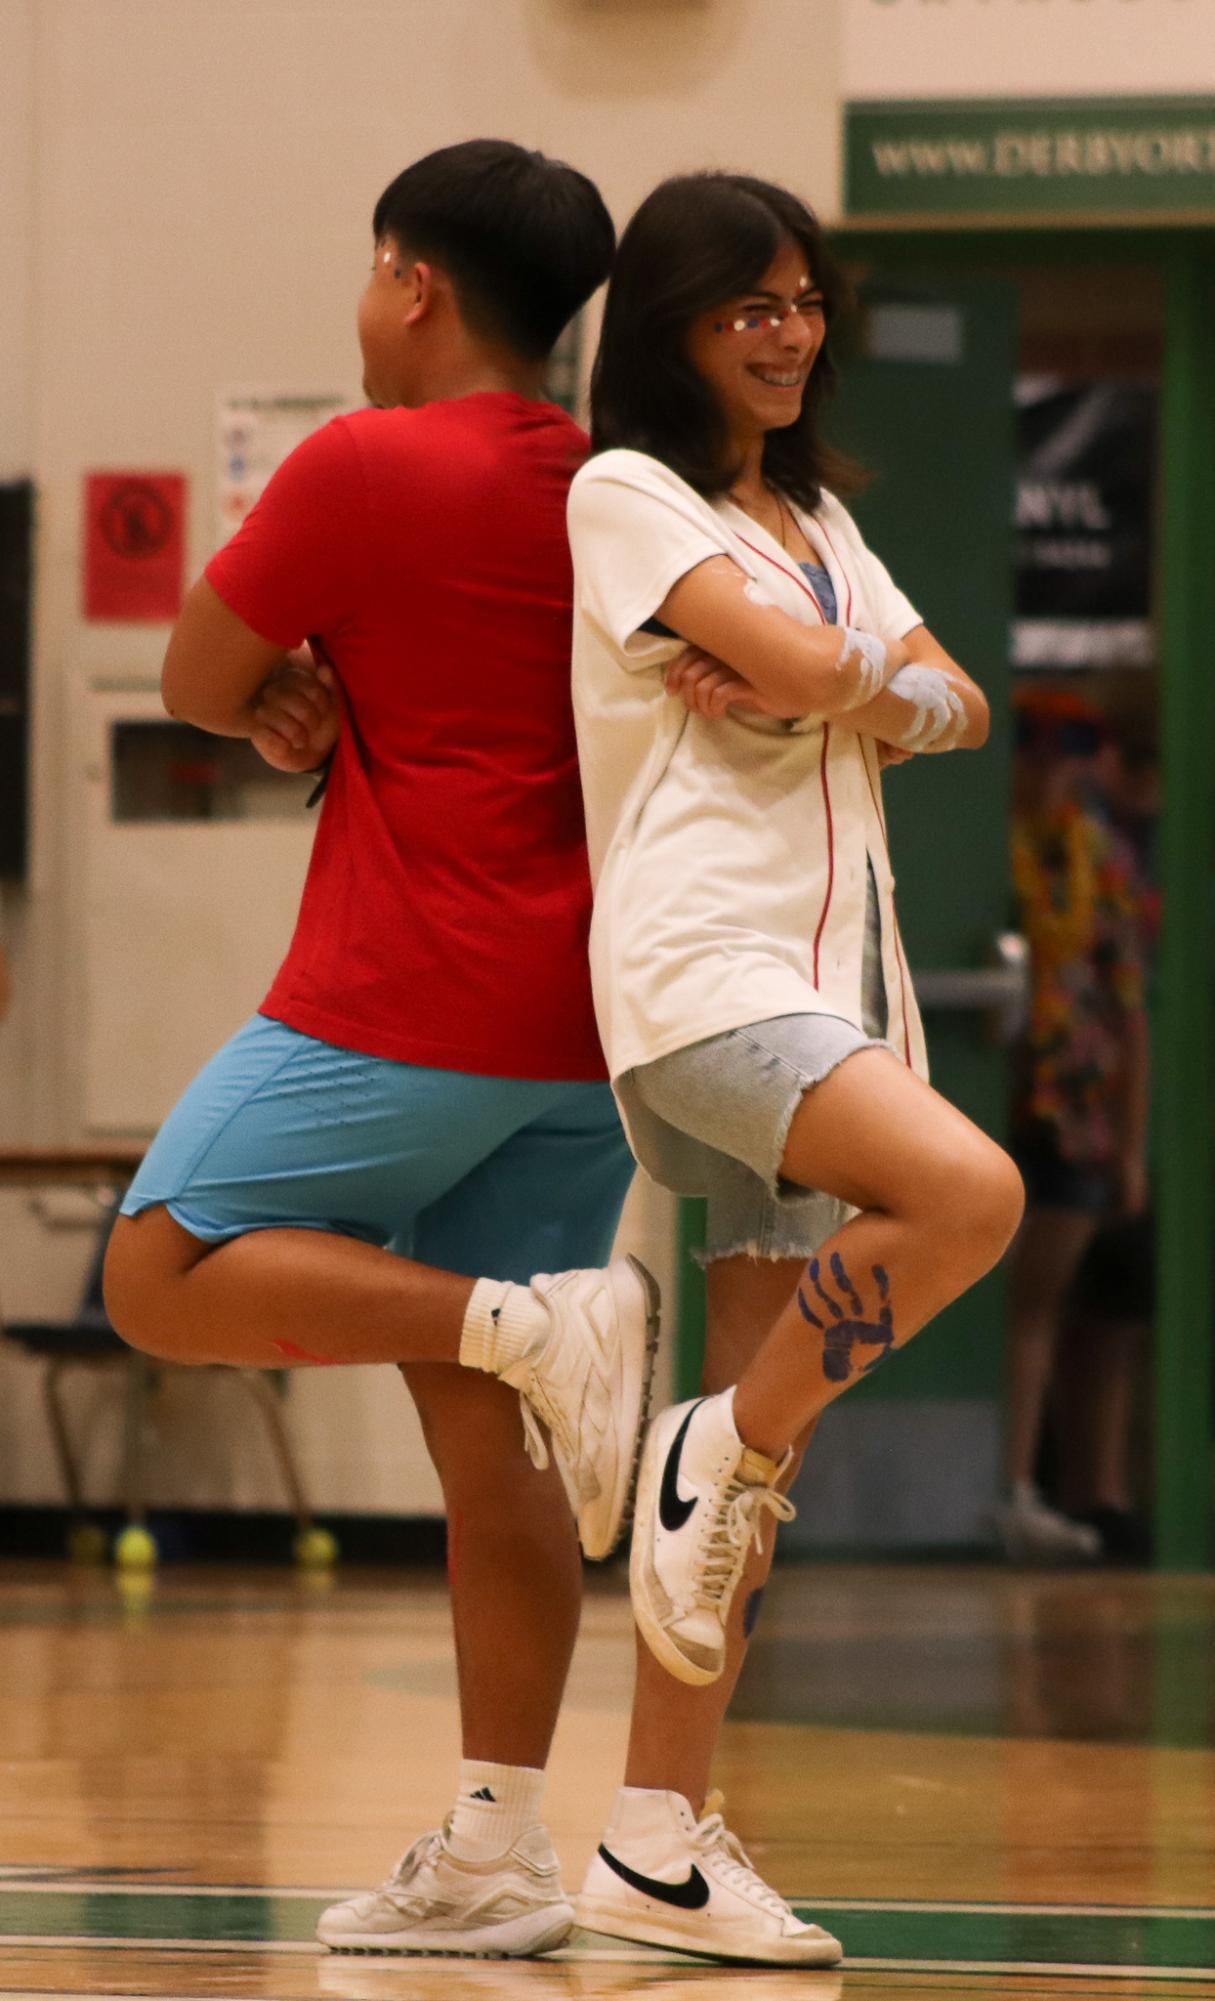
[373,139,615,362]
[590,172,862,510]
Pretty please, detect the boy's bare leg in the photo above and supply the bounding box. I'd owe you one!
[105,1205,474,1368]
[402,1362,582,1768]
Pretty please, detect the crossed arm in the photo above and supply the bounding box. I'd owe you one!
[162,577,339,771]
[656,555,989,754]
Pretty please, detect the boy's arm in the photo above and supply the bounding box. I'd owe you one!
[162,577,290,737]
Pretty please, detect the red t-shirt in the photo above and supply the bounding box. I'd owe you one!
[205,392,607,1080]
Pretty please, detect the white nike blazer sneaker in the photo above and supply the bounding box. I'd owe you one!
[578,1789,843,1966]
[316,1822,574,1957]
[630,1390,794,1685]
[505,1256,660,1561]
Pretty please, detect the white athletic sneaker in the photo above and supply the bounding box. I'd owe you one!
[507,1256,660,1561]
[630,1392,794,1685]
[578,1788,843,1966]
[316,1822,574,1957]
[994,1481,1102,1565]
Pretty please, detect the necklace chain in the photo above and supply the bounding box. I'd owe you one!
[731,480,788,551]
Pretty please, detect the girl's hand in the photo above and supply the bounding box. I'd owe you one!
[251,654,340,773]
[666,646,798,720]
[877,742,915,768]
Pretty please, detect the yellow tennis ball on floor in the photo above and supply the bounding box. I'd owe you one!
[114,1524,158,1571]
[293,1526,339,1569]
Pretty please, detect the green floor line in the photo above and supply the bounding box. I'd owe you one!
[0,1890,1212,1972]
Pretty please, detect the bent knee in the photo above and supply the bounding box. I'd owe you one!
[103,1208,206,1360]
[937,1141,1025,1275]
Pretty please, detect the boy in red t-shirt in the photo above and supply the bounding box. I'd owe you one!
[104,142,656,1953]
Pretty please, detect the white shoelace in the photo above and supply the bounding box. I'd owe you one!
[519,1397,551,1473]
[518,1389,595,1505]
[690,1792,794,1922]
[694,1476,795,1610]
[378,1828,444,1906]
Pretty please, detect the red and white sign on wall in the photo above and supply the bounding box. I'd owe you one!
[83,471,187,621]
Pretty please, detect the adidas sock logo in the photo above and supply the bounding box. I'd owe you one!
[468,1786,497,1802]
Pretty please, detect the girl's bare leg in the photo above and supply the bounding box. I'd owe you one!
[624,1256,814,1807]
[623,1051,1022,1805]
[731,1050,1024,1458]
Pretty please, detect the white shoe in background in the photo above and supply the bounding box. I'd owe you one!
[994,1481,1102,1564]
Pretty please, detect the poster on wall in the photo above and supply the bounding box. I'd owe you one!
[1013,379,1157,671]
[216,389,357,546]
[83,471,186,622]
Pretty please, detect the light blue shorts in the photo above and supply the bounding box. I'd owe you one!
[120,1015,634,1283]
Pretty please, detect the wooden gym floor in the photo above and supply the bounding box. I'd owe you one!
[0,1556,1213,1999]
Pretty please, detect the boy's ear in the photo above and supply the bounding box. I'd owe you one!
[402,260,435,327]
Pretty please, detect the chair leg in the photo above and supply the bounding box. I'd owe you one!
[234,1370,312,1531]
[120,1351,153,1527]
[43,1361,86,1514]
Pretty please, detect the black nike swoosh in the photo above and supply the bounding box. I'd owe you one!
[658,1400,705,1533]
[597,1845,710,1910]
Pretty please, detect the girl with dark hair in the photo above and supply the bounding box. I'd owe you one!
[569,173,1024,1963]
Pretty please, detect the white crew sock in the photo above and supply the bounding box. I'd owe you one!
[446,1760,547,1862]
[459,1278,549,1382]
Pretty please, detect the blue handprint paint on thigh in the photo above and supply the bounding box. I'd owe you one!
[797,1257,895,1384]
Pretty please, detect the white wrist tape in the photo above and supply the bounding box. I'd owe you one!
[886,663,966,750]
[837,626,888,704]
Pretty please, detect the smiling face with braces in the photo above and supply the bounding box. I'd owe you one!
[686,238,828,456]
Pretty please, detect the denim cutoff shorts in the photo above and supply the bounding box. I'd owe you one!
[618,872,890,1264]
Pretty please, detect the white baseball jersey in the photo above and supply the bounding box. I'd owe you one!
[567,447,930,1084]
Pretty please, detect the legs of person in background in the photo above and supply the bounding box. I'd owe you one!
[1054,1215,1154,1562]
[996,1203,1104,1563]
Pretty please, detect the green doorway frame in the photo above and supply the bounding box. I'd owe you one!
[673,223,1215,1569]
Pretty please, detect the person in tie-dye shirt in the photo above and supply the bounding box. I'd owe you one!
[997,689,1150,1565]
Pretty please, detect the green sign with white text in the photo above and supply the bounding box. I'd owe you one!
[845,96,1215,217]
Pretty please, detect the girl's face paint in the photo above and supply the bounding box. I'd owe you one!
[685,236,826,456]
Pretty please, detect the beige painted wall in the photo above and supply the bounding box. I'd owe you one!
[0,0,840,1510]
[1,0,842,1149]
